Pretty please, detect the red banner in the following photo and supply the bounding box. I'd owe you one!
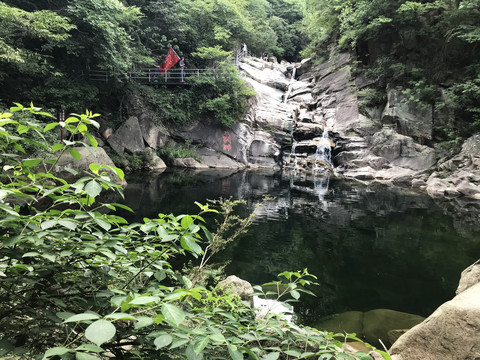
[160,48,180,74]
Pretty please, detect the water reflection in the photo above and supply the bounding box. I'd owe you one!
[121,169,480,324]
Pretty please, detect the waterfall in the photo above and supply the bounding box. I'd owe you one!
[313,176,330,201]
[283,67,296,104]
[315,129,332,165]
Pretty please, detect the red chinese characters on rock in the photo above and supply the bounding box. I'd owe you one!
[223,131,232,152]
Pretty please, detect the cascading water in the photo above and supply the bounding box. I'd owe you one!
[315,129,332,166]
[283,67,296,104]
[313,176,330,201]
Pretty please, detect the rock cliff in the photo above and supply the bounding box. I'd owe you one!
[102,53,480,199]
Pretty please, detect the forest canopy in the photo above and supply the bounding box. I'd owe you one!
[0,0,479,132]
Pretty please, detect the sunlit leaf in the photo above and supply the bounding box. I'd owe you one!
[129,296,160,305]
[64,313,100,323]
[85,320,116,346]
[69,147,82,160]
[44,347,71,358]
[161,303,185,326]
[154,334,173,349]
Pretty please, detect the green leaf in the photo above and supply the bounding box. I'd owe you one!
[290,289,300,300]
[284,349,301,357]
[69,147,82,160]
[76,352,99,360]
[161,303,186,326]
[52,143,65,152]
[22,158,42,168]
[103,165,125,181]
[129,296,160,305]
[94,218,111,231]
[194,336,210,354]
[186,344,203,360]
[44,122,59,132]
[86,133,98,147]
[181,235,203,255]
[89,163,101,174]
[228,344,243,360]
[181,215,194,229]
[41,219,58,230]
[261,352,280,360]
[210,333,226,344]
[134,316,154,329]
[44,347,71,358]
[85,180,102,198]
[85,320,116,346]
[154,334,173,349]
[58,219,77,230]
[64,313,100,323]
[105,313,136,321]
[170,338,190,349]
[75,344,104,353]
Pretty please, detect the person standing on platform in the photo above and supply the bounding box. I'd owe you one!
[179,57,185,82]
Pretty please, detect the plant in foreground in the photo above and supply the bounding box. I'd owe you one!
[0,104,390,360]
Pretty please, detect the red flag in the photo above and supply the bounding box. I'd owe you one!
[160,48,180,74]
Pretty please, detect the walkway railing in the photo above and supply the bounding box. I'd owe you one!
[88,51,258,84]
[88,67,227,84]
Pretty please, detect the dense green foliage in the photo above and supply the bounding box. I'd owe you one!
[300,0,480,137]
[0,0,304,128]
[0,106,389,359]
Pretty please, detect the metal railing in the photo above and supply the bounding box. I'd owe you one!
[88,67,230,84]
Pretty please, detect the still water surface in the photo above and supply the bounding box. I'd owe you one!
[121,169,480,325]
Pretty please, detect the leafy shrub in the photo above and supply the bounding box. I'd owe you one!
[0,104,389,360]
[157,143,201,164]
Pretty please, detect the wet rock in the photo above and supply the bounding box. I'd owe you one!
[139,117,168,150]
[390,283,480,360]
[314,309,424,348]
[144,147,166,171]
[108,116,145,154]
[172,157,208,169]
[216,275,253,301]
[54,147,126,186]
[197,147,245,169]
[381,89,433,141]
[456,261,480,294]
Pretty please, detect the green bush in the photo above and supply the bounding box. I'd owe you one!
[0,105,388,360]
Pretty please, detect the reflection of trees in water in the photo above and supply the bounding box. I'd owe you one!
[121,170,480,322]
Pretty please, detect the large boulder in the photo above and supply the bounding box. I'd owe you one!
[216,275,254,301]
[370,129,436,171]
[143,147,167,171]
[107,116,145,154]
[390,281,480,360]
[314,309,424,348]
[138,117,169,150]
[456,261,480,294]
[197,147,245,169]
[426,134,480,199]
[171,121,252,165]
[172,157,208,169]
[53,147,126,186]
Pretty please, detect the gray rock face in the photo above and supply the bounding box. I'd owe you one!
[426,134,480,199]
[314,309,424,348]
[390,282,480,360]
[54,147,125,185]
[108,116,145,154]
[144,147,166,171]
[139,117,168,150]
[216,275,254,301]
[381,89,433,141]
[456,261,480,294]
[172,158,209,169]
